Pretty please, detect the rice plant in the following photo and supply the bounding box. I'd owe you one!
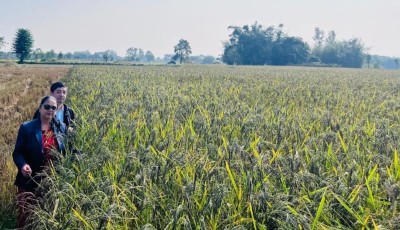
[8,65,400,229]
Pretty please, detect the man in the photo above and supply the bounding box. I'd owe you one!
[33,81,75,129]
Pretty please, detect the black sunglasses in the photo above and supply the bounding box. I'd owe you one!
[43,104,57,111]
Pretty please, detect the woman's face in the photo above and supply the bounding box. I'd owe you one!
[39,98,57,120]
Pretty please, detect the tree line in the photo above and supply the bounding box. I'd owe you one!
[222,23,366,68]
[0,29,217,65]
[1,26,398,68]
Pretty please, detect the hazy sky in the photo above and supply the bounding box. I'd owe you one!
[1,0,399,57]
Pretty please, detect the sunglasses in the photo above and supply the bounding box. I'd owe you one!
[43,104,57,111]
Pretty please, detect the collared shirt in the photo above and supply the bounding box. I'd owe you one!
[56,106,64,123]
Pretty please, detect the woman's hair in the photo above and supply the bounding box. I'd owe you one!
[39,95,57,108]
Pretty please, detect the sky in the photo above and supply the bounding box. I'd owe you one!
[1,0,399,58]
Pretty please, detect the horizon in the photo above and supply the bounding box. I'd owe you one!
[1,0,399,58]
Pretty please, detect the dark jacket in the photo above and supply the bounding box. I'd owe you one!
[13,118,66,191]
[33,104,75,128]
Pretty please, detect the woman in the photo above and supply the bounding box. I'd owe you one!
[13,95,66,229]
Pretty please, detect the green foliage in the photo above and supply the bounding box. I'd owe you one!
[312,28,366,68]
[12,28,34,63]
[27,65,400,229]
[223,23,274,65]
[102,50,117,63]
[371,55,400,70]
[145,51,155,62]
[223,23,310,66]
[173,39,192,64]
[125,47,144,62]
[45,49,56,59]
[271,36,310,65]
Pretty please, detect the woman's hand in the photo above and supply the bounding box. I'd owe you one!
[21,164,32,177]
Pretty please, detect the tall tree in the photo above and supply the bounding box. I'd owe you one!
[174,39,192,64]
[312,27,325,58]
[138,49,145,62]
[0,37,4,51]
[0,37,5,57]
[320,30,339,64]
[222,44,240,65]
[366,54,371,68]
[126,47,139,61]
[312,28,366,68]
[145,50,155,62]
[312,27,325,47]
[272,37,310,65]
[222,23,312,66]
[12,28,34,63]
[337,38,365,68]
[326,31,336,45]
[126,47,144,62]
[224,23,275,65]
[102,50,117,63]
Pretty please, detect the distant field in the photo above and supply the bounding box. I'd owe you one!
[0,64,70,229]
[2,65,400,229]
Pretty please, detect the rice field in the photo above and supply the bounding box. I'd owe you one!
[2,64,400,229]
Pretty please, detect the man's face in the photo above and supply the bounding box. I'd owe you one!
[51,87,67,105]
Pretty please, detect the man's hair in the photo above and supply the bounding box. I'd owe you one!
[50,81,66,93]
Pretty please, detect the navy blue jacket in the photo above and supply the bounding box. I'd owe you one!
[13,118,66,191]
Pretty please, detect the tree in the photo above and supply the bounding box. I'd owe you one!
[394,59,399,69]
[102,50,117,63]
[224,23,275,65]
[32,48,44,61]
[312,28,366,68]
[174,39,192,64]
[366,54,371,68]
[57,52,63,60]
[0,36,5,51]
[138,49,145,62]
[326,31,336,45]
[222,22,311,66]
[271,37,310,65]
[45,49,56,60]
[0,37,6,57]
[201,55,216,64]
[312,27,325,47]
[65,52,72,59]
[320,43,339,64]
[312,27,325,58]
[337,38,365,68]
[126,47,144,62]
[222,44,240,65]
[12,28,34,63]
[319,30,338,65]
[145,50,155,62]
